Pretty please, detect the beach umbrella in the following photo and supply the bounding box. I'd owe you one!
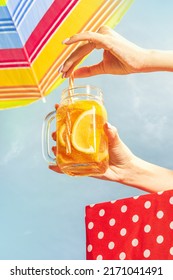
[0,0,134,110]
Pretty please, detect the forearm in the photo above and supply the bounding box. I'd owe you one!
[142,49,173,72]
[119,156,173,193]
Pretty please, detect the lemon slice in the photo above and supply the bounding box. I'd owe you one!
[59,123,66,146]
[71,107,96,154]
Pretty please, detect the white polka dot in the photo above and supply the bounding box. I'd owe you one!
[144,224,151,233]
[156,210,164,219]
[108,241,115,250]
[119,252,126,260]
[157,191,164,195]
[144,200,151,209]
[133,196,139,199]
[111,200,116,203]
[143,249,150,258]
[98,231,104,239]
[156,235,164,244]
[169,197,173,205]
[132,238,139,247]
[87,244,93,252]
[90,204,95,207]
[109,218,116,226]
[88,222,94,229]
[99,209,105,217]
[120,228,127,236]
[170,221,173,229]
[170,247,173,256]
[121,205,127,213]
[132,214,139,223]
[96,255,103,260]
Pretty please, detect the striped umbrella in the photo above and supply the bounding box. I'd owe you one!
[0,0,134,110]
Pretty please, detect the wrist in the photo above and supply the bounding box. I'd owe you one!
[117,156,173,193]
[119,156,155,192]
[142,49,173,72]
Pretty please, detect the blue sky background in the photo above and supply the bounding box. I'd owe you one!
[1,0,173,260]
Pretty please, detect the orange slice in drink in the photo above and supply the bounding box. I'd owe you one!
[59,124,66,147]
[71,107,96,154]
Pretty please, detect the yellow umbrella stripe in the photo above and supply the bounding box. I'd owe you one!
[106,0,134,27]
[31,0,105,82]
[40,0,118,94]
[0,0,7,6]
[0,0,134,109]
[0,0,114,89]
[0,0,104,87]
[41,0,134,96]
[0,67,38,87]
[0,99,39,110]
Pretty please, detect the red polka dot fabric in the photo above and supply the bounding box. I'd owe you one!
[85,190,173,260]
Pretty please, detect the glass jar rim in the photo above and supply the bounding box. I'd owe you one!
[61,84,103,102]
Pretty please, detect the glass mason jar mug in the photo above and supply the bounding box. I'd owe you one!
[42,85,109,176]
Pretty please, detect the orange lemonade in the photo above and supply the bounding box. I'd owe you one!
[56,99,109,176]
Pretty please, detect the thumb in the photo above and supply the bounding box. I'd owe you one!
[104,122,121,148]
[74,62,104,78]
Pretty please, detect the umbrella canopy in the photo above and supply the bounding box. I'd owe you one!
[0,0,134,110]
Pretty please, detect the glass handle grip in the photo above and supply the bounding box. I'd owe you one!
[42,110,56,165]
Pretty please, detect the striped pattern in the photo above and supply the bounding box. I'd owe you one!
[0,0,134,109]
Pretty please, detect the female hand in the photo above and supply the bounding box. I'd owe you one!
[49,114,135,183]
[49,106,173,192]
[60,25,148,78]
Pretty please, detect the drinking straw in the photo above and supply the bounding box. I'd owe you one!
[65,73,74,154]
[65,111,72,154]
[68,72,74,101]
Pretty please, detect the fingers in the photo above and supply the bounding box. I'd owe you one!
[60,26,113,77]
[62,42,95,72]
[62,56,86,78]
[61,42,95,78]
[52,104,58,141]
[52,145,56,155]
[74,62,104,78]
[55,103,59,110]
[61,44,105,77]
[52,132,56,141]
[49,164,63,174]
[49,146,63,173]
[62,26,112,46]
[104,122,120,149]
[64,60,105,78]
[49,108,63,174]
[62,30,104,47]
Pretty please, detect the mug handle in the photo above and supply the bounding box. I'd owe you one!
[42,110,56,165]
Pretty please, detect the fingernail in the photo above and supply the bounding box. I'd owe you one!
[52,131,56,138]
[52,146,56,152]
[62,38,70,44]
[62,72,66,79]
[106,122,113,129]
[58,64,64,73]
